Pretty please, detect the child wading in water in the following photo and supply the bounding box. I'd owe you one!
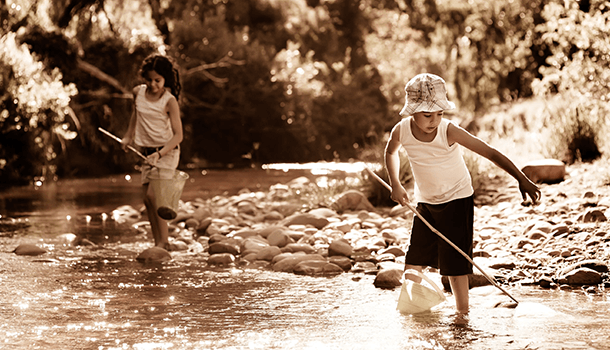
[385,73,541,314]
[121,54,183,251]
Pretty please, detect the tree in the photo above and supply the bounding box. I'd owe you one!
[0,33,78,186]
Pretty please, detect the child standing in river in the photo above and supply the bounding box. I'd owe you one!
[121,54,183,251]
[384,73,541,314]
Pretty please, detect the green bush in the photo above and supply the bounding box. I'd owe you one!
[0,33,78,186]
[540,95,606,163]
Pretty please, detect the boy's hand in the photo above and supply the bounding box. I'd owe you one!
[391,185,410,206]
[519,178,541,205]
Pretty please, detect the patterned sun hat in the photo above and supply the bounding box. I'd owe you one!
[399,73,455,116]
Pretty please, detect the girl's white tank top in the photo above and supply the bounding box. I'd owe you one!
[399,117,474,204]
[134,85,174,148]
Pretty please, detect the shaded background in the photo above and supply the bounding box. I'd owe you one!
[1,0,609,188]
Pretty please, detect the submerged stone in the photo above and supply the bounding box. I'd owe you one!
[373,268,402,289]
[136,247,171,263]
[13,243,47,256]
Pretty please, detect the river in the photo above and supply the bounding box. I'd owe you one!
[0,167,609,350]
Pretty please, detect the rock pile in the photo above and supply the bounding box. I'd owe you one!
[151,161,610,293]
[12,160,610,294]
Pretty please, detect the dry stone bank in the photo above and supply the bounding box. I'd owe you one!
[154,160,610,293]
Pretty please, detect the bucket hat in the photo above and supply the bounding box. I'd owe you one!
[399,73,455,116]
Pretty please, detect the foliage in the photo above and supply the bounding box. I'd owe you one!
[533,0,610,100]
[271,41,388,161]
[1,0,610,186]
[171,3,294,165]
[531,0,610,163]
[171,0,389,164]
[0,32,78,186]
[384,0,548,113]
[363,7,431,119]
[540,94,606,163]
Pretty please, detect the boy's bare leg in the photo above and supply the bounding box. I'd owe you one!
[449,275,469,313]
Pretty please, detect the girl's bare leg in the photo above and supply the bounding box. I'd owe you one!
[449,275,469,313]
[142,184,169,248]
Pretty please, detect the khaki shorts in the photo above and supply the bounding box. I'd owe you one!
[141,147,180,185]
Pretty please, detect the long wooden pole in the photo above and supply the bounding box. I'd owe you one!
[365,167,519,304]
[98,127,147,160]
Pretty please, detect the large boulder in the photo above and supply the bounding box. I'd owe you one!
[13,243,47,256]
[136,247,171,263]
[308,208,340,218]
[328,239,353,257]
[580,208,607,223]
[208,242,240,256]
[521,159,566,184]
[558,267,603,286]
[559,259,609,275]
[373,268,403,289]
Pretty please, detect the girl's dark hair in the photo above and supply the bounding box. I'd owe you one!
[139,54,181,99]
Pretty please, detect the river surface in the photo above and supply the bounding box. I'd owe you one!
[0,168,609,350]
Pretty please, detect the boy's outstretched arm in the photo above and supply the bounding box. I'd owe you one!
[384,123,410,206]
[448,123,541,204]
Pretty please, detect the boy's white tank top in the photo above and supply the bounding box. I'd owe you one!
[399,117,474,204]
[134,85,174,148]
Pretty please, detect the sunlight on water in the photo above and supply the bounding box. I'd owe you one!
[262,161,381,175]
[0,250,609,349]
[513,301,561,318]
[1,170,610,349]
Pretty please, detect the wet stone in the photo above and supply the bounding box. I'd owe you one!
[13,243,47,256]
[558,267,603,286]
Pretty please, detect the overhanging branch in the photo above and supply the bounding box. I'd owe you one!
[76,59,131,95]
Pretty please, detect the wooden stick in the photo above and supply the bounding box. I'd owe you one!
[365,167,519,304]
[98,127,147,160]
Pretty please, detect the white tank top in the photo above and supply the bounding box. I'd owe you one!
[399,117,474,204]
[133,85,174,148]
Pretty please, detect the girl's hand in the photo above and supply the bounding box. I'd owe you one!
[147,151,161,166]
[391,185,410,207]
[519,178,541,204]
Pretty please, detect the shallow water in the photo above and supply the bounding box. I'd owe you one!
[1,169,609,350]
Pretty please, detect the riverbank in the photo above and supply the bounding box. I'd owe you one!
[3,159,610,349]
[86,160,610,295]
[6,159,610,296]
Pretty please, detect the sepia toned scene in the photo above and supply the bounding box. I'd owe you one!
[1,0,610,349]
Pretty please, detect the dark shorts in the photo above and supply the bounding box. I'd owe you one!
[405,195,474,276]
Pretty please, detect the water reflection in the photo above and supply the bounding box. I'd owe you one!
[1,247,610,349]
[1,168,610,349]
